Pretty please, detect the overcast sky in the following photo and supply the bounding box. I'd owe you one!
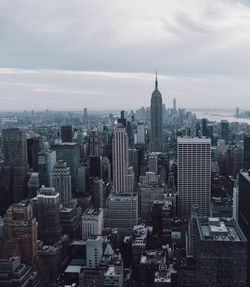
[0,0,250,110]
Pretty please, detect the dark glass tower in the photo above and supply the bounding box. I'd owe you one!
[150,72,163,152]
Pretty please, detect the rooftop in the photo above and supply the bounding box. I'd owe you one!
[197,217,247,242]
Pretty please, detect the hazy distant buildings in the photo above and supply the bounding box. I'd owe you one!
[150,73,163,152]
[177,137,211,217]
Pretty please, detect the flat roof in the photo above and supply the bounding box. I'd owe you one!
[197,217,247,242]
[177,136,211,143]
[64,265,82,274]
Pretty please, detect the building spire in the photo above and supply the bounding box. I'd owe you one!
[155,68,158,91]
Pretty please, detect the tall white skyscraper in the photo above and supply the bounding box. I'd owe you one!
[52,160,72,207]
[177,137,211,217]
[112,125,129,193]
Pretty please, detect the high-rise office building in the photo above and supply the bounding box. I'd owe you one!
[61,126,72,142]
[243,135,250,170]
[137,122,145,145]
[51,142,80,191]
[112,125,129,193]
[150,73,163,152]
[149,153,158,174]
[239,170,250,284]
[89,131,101,156]
[202,119,207,137]
[38,149,56,187]
[27,136,43,171]
[221,120,229,143]
[0,129,29,209]
[177,137,211,217]
[196,217,247,287]
[82,208,103,240]
[37,186,62,244]
[1,202,38,266]
[104,192,138,235]
[52,161,72,207]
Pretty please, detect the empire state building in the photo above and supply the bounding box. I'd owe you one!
[150,72,163,152]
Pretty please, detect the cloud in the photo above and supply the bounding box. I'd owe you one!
[0,1,250,109]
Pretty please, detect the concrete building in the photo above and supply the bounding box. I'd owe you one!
[82,209,103,241]
[149,153,158,174]
[27,136,43,171]
[51,142,80,191]
[112,125,129,193]
[86,235,103,268]
[140,186,164,223]
[61,125,72,142]
[52,160,72,207]
[1,202,38,267]
[28,172,39,197]
[37,186,62,244]
[89,131,101,156]
[0,129,29,210]
[0,256,40,287]
[137,122,145,145]
[38,149,56,187]
[177,137,211,217]
[104,192,138,235]
[243,135,250,170]
[239,170,250,284]
[196,217,247,287]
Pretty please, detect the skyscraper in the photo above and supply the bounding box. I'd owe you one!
[221,120,229,143]
[177,137,211,217]
[61,126,72,142]
[37,186,62,244]
[0,129,29,211]
[196,217,247,287]
[243,135,250,170]
[52,160,72,207]
[1,202,38,266]
[38,149,56,187]
[112,125,129,193]
[239,170,250,284]
[150,72,163,152]
[89,131,101,156]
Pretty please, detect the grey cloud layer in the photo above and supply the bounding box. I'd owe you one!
[0,0,250,109]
